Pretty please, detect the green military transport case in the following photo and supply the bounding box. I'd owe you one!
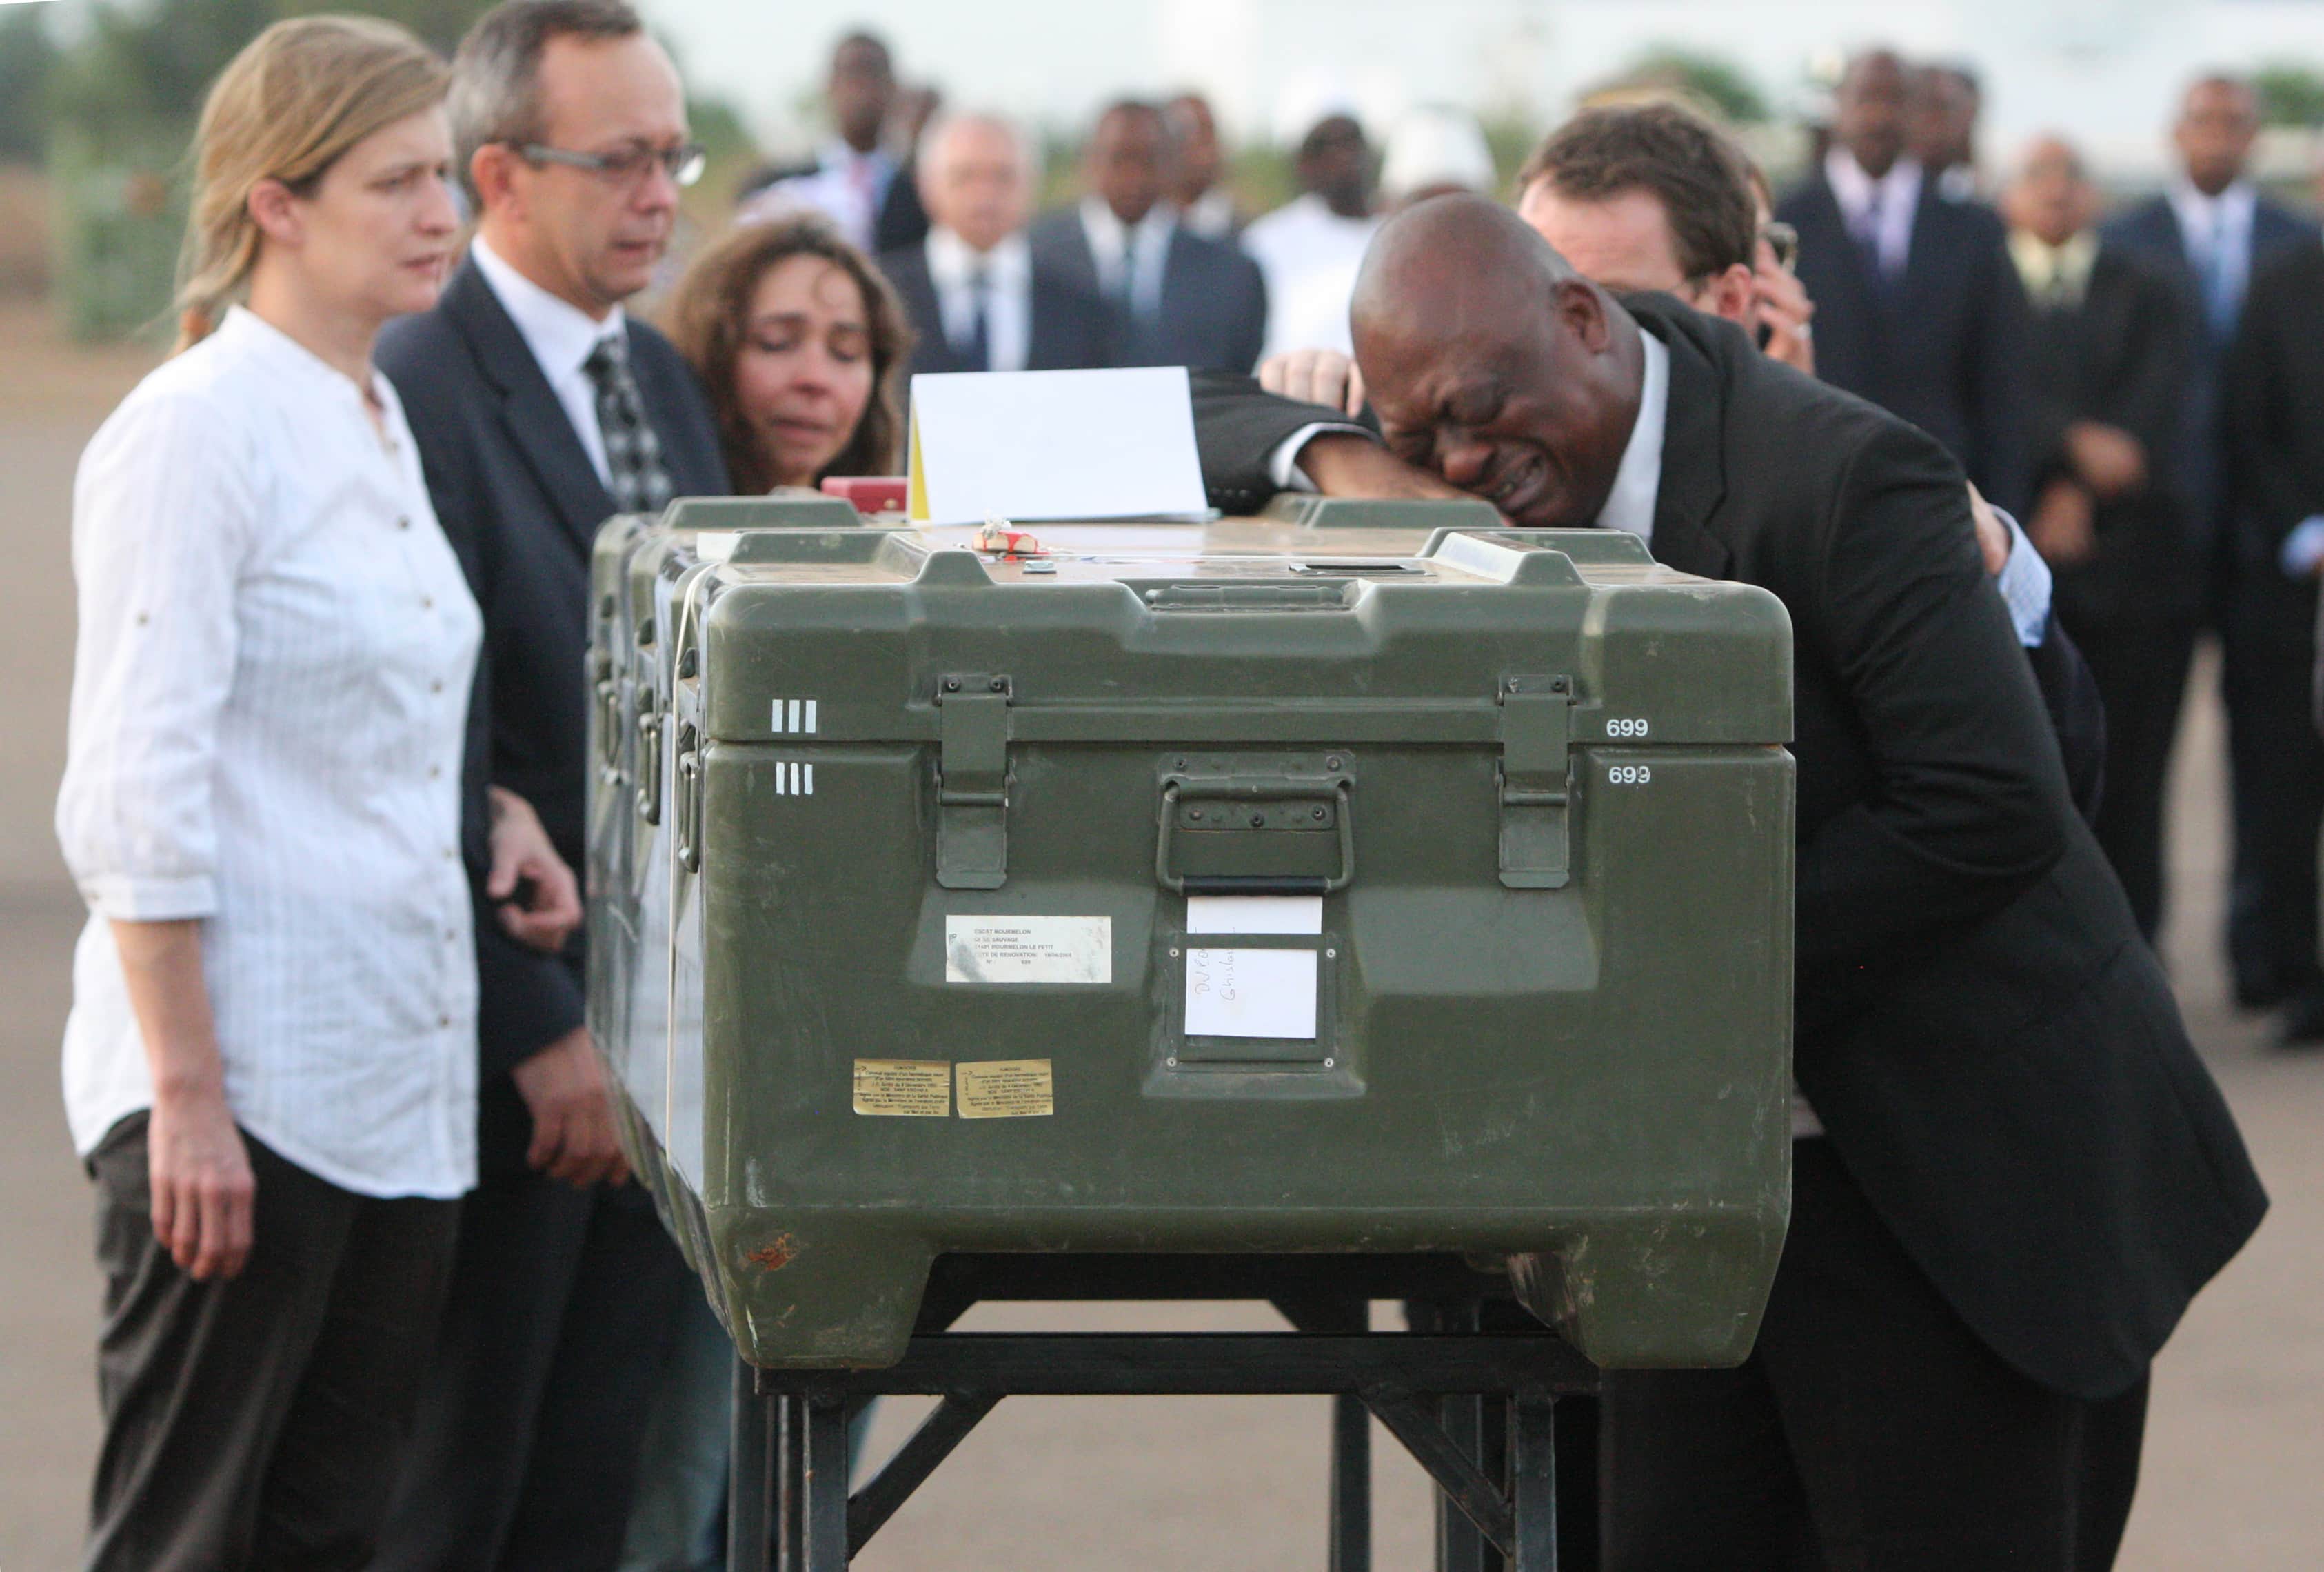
[588,496,1796,1373]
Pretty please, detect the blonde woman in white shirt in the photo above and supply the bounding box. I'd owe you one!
[55,18,577,1569]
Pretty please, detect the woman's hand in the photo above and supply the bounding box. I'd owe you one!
[109,918,256,1280]
[488,785,583,954]
[148,1082,256,1280]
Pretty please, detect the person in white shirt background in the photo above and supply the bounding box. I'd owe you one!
[54,18,576,1571]
[1242,111,1381,361]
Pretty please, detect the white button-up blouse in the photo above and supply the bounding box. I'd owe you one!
[57,307,483,1199]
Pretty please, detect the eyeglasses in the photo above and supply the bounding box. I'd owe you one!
[1760,220,1800,274]
[516,141,707,189]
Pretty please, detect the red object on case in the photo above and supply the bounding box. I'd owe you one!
[820,476,909,514]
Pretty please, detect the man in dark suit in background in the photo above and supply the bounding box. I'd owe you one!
[1778,48,2033,511]
[2223,161,2324,1043]
[2105,73,2322,1013]
[1166,92,1244,242]
[372,4,726,1566]
[736,31,929,255]
[1203,194,2265,1569]
[881,111,1111,379]
[1907,60,1984,201]
[2003,134,2201,944]
[1030,99,1267,373]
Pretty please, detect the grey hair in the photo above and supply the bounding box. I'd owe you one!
[917,109,1044,191]
[447,0,643,200]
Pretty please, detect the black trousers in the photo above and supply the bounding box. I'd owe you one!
[374,1077,694,1572]
[85,1113,460,1572]
[2223,601,2324,1002]
[1600,1140,2148,1572]
[2069,617,2198,941]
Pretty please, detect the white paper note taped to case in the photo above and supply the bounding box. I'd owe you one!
[1185,896,1324,936]
[1184,947,1319,1039]
[907,367,1208,525]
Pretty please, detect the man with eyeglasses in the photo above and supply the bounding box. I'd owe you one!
[373,3,727,1568]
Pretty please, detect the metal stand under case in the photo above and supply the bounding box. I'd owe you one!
[727,1255,1599,1572]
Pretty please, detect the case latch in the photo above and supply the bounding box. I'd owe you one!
[1498,676,1574,889]
[935,675,1011,889]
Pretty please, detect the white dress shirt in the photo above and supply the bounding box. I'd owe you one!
[925,227,1032,373]
[1825,148,1923,281]
[1243,194,1383,360]
[1180,185,1240,243]
[57,307,482,1198]
[740,139,898,254]
[471,234,625,486]
[1079,198,1175,321]
[2156,178,2250,285]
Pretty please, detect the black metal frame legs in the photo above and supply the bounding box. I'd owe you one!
[727,1327,1593,1571]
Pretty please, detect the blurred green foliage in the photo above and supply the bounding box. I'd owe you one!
[1593,47,1772,125]
[0,6,60,164]
[2254,62,2324,129]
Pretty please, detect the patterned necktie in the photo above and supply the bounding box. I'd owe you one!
[583,333,674,517]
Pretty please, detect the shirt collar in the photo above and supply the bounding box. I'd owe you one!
[1825,148,1922,218]
[927,226,1029,288]
[2008,228,2099,307]
[1594,330,1670,543]
[214,304,396,413]
[822,138,893,178]
[2170,177,2255,238]
[1081,196,1175,257]
[470,233,625,381]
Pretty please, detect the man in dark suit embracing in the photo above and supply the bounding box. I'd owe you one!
[372,3,727,1566]
[1215,194,2265,1569]
[1778,48,2034,512]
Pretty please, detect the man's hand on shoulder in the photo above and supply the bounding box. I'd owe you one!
[509,1027,629,1188]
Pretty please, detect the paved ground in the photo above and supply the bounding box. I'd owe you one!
[1,300,2318,1569]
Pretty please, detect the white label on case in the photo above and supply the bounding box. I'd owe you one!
[944,916,1113,984]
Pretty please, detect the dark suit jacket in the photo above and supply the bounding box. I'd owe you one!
[1029,208,1267,374]
[878,240,1114,379]
[1777,174,2034,512]
[2101,192,2319,544]
[872,161,929,254]
[2223,242,2324,662]
[1192,299,2265,1398]
[2025,245,2201,628]
[378,260,729,1102]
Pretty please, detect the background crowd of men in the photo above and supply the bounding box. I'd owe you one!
[745,29,2324,1050]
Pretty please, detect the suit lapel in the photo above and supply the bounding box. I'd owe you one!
[1633,308,1731,582]
[443,261,616,554]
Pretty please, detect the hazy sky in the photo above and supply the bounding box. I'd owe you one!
[650,0,2324,177]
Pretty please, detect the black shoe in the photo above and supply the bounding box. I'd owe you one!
[2278,987,2324,1046]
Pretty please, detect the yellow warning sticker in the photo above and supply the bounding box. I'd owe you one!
[955,1059,1055,1119]
[852,1060,952,1117]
